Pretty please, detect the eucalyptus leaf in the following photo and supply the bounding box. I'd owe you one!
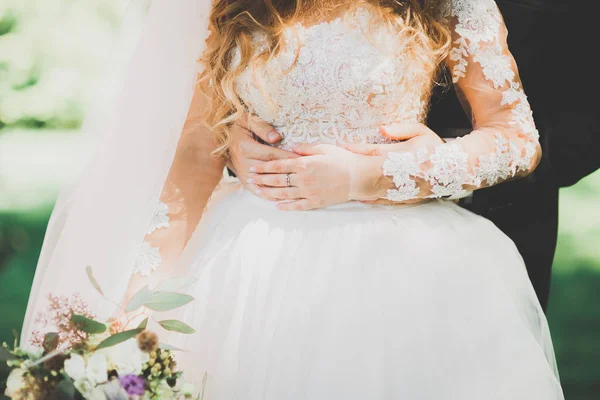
[158,342,185,352]
[137,317,149,330]
[86,266,104,295]
[95,328,143,350]
[71,315,107,334]
[0,346,17,361]
[155,277,197,292]
[143,292,194,312]
[158,320,196,334]
[125,285,153,313]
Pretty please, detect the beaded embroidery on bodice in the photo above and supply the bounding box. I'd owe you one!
[234,8,436,150]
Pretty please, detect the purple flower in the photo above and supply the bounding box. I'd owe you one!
[119,374,146,396]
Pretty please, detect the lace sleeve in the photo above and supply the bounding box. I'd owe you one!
[125,85,225,294]
[382,0,540,201]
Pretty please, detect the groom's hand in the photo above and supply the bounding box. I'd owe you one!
[229,114,299,188]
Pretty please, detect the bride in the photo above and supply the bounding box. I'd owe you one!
[22,0,564,398]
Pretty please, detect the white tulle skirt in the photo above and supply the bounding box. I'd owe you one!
[171,181,563,399]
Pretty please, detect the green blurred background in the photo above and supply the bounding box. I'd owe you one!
[0,1,599,399]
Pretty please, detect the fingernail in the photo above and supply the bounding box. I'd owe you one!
[249,167,257,172]
[268,131,280,142]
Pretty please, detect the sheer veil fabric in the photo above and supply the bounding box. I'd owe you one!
[21,0,213,344]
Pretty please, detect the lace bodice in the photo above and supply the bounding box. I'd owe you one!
[129,0,540,277]
[234,9,435,150]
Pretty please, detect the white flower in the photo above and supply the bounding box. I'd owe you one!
[154,381,175,398]
[90,380,128,400]
[74,378,96,399]
[181,383,197,397]
[64,353,87,382]
[5,368,27,398]
[89,387,109,400]
[86,353,109,384]
[87,332,111,348]
[99,338,150,376]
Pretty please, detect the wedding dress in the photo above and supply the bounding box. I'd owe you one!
[148,3,562,399]
[22,0,564,398]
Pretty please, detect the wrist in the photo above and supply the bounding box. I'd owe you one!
[349,155,395,201]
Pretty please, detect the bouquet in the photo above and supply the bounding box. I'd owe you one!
[2,268,205,400]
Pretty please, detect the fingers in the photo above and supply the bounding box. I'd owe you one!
[248,185,303,201]
[345,142,412,156]
[230,119,254,138]
[238,113,282,144]
[247,173,294,188]
[379,122,426,140]
[292,143,329,156]
[241,140,299,161]
[251,158,302,174]
[344,143,384,156]
[276,199,317,211]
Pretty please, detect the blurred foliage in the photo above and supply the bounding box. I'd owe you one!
[0,0,127,130]
[555,172,600,271]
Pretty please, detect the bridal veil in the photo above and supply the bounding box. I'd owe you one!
[21,0,213,344]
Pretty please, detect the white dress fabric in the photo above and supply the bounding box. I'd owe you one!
[171,189,562,399]
[147,3,565,399]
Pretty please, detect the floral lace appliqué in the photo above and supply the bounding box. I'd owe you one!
[133,242,162,278]
[383,0,540,201]
[234,8,436,150]
[133,201,170,277]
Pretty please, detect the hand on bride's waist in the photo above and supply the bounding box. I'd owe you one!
[228,116,443,210]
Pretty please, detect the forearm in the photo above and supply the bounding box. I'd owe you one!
[375,0,541,203]
[121,127,226,305]
[381,129,540,202]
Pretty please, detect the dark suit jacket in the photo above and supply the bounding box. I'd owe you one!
[428,0,599,311]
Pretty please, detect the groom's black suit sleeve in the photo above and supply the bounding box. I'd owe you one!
[543,1,600,186]
[429,0,599,311]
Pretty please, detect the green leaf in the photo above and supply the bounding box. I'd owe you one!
[137,317,149,330]
[42,332,59,353]
[86,266,104,295]
[0,346,17,361]
[71,315,107,334]
[158,320,196,334]
[51,378,76,398]
[143,292,194,312]
[155,277,197,292]
[12,329,19,350]
[125,286,153,313]
[95,328,143,350]
[158,342,184,352]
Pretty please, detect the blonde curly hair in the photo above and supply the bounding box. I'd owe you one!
[197,0,451,155]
